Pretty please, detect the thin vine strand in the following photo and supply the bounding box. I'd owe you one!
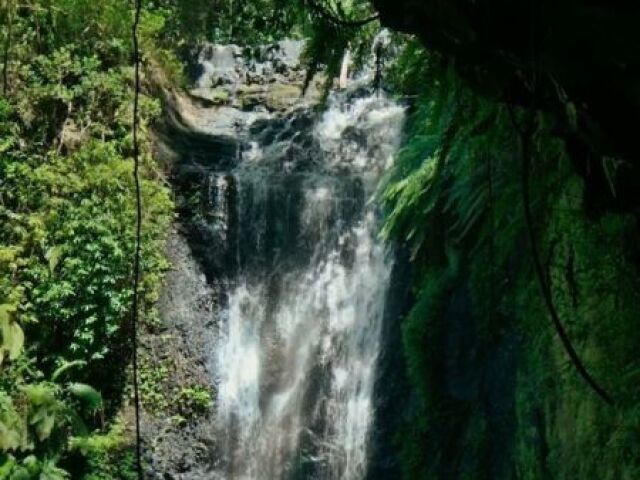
[131,0,144,476]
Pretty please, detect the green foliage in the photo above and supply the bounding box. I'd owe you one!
[511,181,640,480]
[69,422,137,480]
[139,348,212,420]
[0,392,26,451]
[0,0,174,476]
[22,383,61,442]
[383,40,640,480]
[0,379,103,472]
[0,304,24,365]
[150,0,306,45]
[396,253,459,480]
[176,386,213,417]
[0,454,71,480]
[66,384,103,413]
[139,352,170,414]
[385,36,440,98]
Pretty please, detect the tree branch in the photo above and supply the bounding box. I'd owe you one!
[305,0,379,28]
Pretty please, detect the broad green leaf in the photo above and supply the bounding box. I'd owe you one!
[36,413,57,442]
[67,383,103,411]
[45,245,65,274]
[51,360,87,382]
[0,304,24,363]
[6,322,25,361]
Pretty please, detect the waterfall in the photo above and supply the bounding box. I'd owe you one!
[171,39,405,480]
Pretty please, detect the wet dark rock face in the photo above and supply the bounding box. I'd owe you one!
[141,230,218,479]
[168,107,368,285]
[366,246,413,480]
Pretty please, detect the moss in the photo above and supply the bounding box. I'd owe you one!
[384,44,640,479]
[68,421,137,480]
[139,340,213,422]
[176,386,213,418]
[511,177,640,480]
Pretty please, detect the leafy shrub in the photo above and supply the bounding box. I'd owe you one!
[0,1,174,476]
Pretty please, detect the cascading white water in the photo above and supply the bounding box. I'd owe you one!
[179,36,405,479]
[211,91,405,480]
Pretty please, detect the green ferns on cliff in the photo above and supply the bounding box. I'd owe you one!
[382,40,640,480]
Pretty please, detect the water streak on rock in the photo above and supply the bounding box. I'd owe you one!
[168,39,405,479]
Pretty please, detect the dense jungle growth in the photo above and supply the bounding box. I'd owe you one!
[1,0,639,478]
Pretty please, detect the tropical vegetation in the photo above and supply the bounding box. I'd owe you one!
[1,0,639,478]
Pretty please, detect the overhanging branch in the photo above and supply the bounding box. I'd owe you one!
[304,0,379,28]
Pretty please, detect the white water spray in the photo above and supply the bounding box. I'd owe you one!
[190,38,405,480]
[211,92,404,480]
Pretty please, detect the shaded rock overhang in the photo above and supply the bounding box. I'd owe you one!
[372,0,640,214]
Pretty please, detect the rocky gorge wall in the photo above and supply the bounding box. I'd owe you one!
[142,40,412,480]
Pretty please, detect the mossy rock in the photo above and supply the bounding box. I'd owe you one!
[189,87,231,106]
